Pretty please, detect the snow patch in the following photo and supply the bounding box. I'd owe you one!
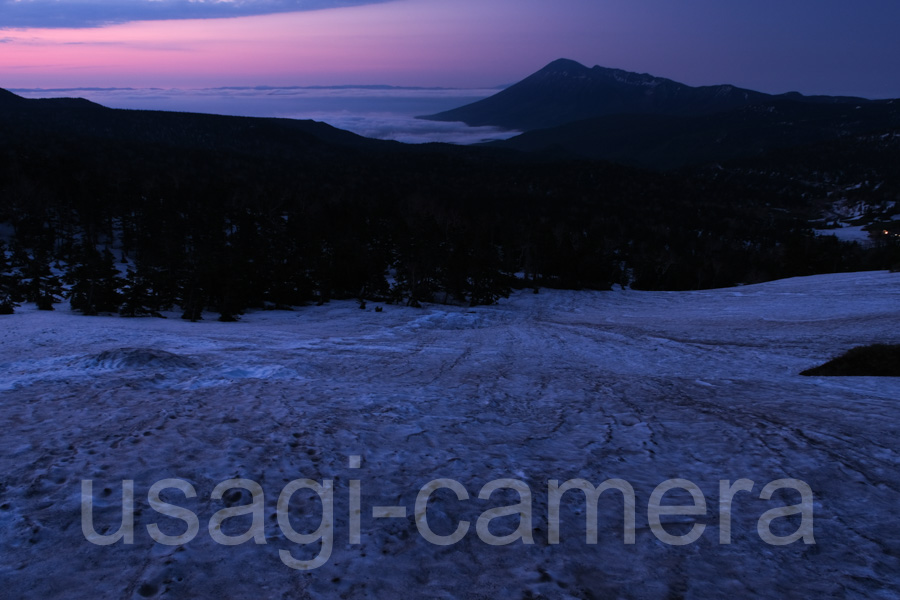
[406,310,485,330]
[85,348,199,371]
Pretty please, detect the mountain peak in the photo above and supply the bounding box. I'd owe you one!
[538,60,665,86]
[420,60,876,132]
[539,58,590,74]
[420,60,774,130]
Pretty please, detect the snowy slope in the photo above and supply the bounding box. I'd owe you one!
[1,271,899,599]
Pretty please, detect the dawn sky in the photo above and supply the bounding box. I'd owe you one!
[2,0,900,98]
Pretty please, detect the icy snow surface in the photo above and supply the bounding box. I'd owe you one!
[1,271,899,599]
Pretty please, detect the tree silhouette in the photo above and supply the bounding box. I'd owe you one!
[0,241,20,314]
[67,244,122,315]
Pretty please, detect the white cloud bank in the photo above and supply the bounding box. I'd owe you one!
[11,85,520,144]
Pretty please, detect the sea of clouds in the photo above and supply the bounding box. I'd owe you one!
[12,85,519,145]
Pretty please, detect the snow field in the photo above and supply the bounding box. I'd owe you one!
[1,271,898,599]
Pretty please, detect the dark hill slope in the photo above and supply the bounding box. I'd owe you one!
[485,99,900,170]
[0,89,400,165]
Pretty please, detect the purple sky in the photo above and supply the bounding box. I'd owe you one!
[2,0,899,98]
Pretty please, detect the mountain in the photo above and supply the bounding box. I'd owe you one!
[419,58,871,131]
[485,99,900,170]
[0,88,393,156]
[0,87,28,106]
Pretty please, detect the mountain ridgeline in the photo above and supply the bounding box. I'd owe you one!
[421,58,900,170]
[421,58,881,130]
[1,61,898,320]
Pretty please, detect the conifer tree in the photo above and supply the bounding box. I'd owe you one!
[18,247,63,311]
[119,260,163,318]
[0,241,21,314]
[67,244,122,315]
[178,258,206,322]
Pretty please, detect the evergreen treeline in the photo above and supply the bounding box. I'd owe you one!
[0,99,897,319]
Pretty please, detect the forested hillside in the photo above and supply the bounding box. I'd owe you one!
[1,90,897,320]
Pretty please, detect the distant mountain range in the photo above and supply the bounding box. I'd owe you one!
[420,58,879,131]
[1,78,898,304]
[7,60,899,173]
[420,59,900,169]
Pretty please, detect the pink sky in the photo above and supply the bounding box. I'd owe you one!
[0,0,607,88]
[2,0,899,97]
